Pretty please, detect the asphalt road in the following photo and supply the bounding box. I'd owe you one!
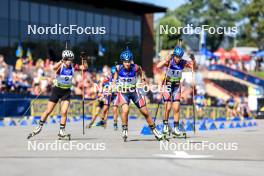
[0,118,263,176]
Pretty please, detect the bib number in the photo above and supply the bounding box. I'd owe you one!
[168,69,182,78]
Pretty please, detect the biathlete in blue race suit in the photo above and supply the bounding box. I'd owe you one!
[112,47,163,141]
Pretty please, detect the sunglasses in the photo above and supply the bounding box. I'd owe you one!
[63,57,74,61]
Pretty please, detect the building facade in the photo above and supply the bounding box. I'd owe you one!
[0,0,166,76]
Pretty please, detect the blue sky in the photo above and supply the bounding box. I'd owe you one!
[131,0,186,20]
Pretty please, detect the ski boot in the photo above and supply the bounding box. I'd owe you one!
[162,120,171,139]
[113,123,118,131]
[152,128,166,141]
[27,125,42,139]
[172,126,186,139]
[96,120,104,127]
[58,129,71,140]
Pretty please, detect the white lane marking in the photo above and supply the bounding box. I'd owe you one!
[154,151,213,159]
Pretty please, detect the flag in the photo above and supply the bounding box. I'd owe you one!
[16,43,23,57]
[26,48,32,61]
[98,44,106,57]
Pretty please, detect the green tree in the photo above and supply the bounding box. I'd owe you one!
[157,16,182,49]
[239,0,264,48]
[163,0,243,51]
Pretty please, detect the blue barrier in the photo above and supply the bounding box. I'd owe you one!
[199,122,207,131]
[8,120,16,126]
[156,124,163,132]
[73,116,80,122]
[185,121,194,131]
[0,120,5,127]
[242,121,247,128]
[235,122,241,128]
[129,116,137,120]
[31,120,38,125]
[50,118,57,124]
[19,120,28,126]
[229,122,234,128]
[248,121,253,127]
[209,122,217,130]
[219,122,225,129]
[231,117,241,121]
[215,117,227,122]
[140,125,152,135]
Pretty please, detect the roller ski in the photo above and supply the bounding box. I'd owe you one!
[27,125,42,139]
[58,129,71,140]
[122,125,128,142]
[86,123,92,129]
[172,126,187,139]
[122,129,128,142]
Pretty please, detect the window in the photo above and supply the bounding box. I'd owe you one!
[126,19,133,37]
[119,18,126,36]
[0,36,8,47]
[77,11,85,27]
[10,0,19,20]
[0,0,8,18]
[50,6,58,24]
[0,18,8,36]
[30,2,39,23]
[134,20,141,38]
[10,19,19,37]
[68,9,76,25]
[10,37,19,47]
[20,1,29,22]
[86,12,93,26]
[111,17,118,35]
[40,4,49,24]
[21,21,32,41]
[94,14,102,26]
[102,15,110,34]
[68,9,76,45]
[59,7,67,25]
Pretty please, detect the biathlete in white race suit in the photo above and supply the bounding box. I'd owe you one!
[157,46,196,138]
[27,50,75,140]
[112,47,163,142]
[86,67,120,130]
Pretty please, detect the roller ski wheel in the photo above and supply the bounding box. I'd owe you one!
[27,126,42,139]
[182,132,187,139]
[58,134,71,140]
[27,132,38,139]
[162,135,170,141]
[86,124,92,129]
[172,129,182,139]
[123,135,128,142]
[122,130,128,142]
